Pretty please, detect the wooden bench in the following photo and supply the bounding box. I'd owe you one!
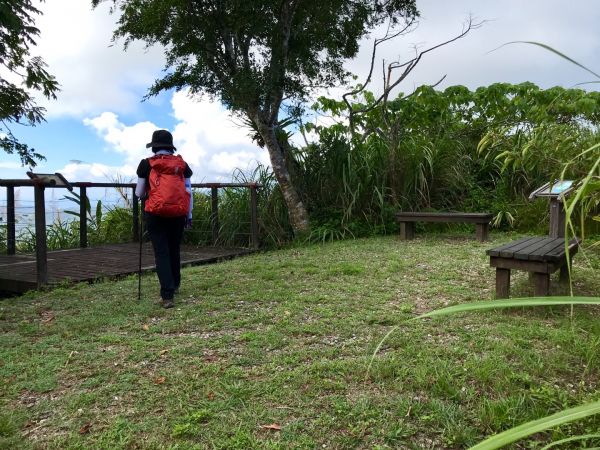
[395,212,494,242]
[486,236,579,298]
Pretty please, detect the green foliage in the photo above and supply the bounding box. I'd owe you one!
[0,224,6,253]
[13,203,134,252]
[0,0,59,166]
[301,82,600,236]
[95,0,417,114]
[470,401,600,449]
[184,164,291,248]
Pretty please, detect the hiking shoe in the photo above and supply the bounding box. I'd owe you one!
[162,298,175,309]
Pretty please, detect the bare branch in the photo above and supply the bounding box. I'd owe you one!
[342,17,417,129]
[401,74,447,102]
[350,15,483,121]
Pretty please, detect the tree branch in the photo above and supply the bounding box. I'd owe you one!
[349,15,483,123]
[266,0,299,126]
[342,17,417,116]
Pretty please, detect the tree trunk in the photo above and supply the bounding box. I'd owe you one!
[255,119,310,235]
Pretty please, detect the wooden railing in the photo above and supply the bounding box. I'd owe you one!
[1,179,261,287]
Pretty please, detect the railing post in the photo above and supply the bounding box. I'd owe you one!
[79,186,87,248]
[7,186,16,255]
[211,187,219,245]
[133,190,139,242]
[250,184,259,249]
[34,183,48,287]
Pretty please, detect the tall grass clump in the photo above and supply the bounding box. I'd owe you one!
[183,164,291,248]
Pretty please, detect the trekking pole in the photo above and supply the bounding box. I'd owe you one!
[138,200,144,301]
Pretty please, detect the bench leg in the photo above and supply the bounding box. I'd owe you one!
[476,223,489,242]
[533,272,550,296]
[559,256,573,285]
[495,268,510,299]
[400,222,414,240]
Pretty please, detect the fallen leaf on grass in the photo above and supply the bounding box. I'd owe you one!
[79,423,92,434]
[40,311,55,324]
[153,376,166,385]
[260,423,282,431]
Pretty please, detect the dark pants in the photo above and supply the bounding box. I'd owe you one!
[145,213,186,300]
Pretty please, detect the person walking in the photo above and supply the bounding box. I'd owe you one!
[135,129,193,308]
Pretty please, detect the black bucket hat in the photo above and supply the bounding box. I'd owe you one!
[146,129,176,151]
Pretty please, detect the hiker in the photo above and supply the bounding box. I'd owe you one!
[135,129,193,308]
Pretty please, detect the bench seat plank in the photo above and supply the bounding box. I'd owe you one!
[513,238,561,261]
[395,212,493,223]
[545,238,579,261]
[486,237,537,257]
[498,237,546,258]
[395,211,493,241]
[524,239,570,262]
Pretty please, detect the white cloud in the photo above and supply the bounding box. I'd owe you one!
[169,91,269,173]
[82,90,269,182]
[83,112,156,165]
[34,0,166,118]
[58,162,137,182]
[0,162,23,170]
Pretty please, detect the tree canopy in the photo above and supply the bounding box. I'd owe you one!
[93,0,418,233]
[0,0,59,167]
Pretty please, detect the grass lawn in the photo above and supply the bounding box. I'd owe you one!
[0,233,599,449]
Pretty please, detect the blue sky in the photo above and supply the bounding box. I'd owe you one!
[2,0,599,187]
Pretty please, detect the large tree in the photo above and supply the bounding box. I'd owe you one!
[0,0,59,167]
[92,0,418,234]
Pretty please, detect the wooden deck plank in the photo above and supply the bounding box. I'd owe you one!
[0,244,252,294]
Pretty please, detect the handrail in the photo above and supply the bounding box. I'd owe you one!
[2,179,262,287]
[0,179,262,189]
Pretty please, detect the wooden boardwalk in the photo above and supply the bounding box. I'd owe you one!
[0,244,253,294]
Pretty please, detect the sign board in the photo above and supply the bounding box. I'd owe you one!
[528,180,574,201]
[26,172,73,191]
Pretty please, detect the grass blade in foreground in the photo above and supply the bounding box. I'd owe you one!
[367,297,600,378]
[541,433,600,450]
[414,296,600,320]
[497,41,600,79]
[469,401,600,450]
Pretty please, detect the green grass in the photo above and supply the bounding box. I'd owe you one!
[0,233,599,449]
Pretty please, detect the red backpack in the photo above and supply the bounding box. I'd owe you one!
[145,154,190,217]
